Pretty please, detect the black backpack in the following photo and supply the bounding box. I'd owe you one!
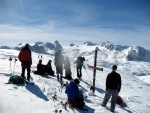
[8,75,25,84]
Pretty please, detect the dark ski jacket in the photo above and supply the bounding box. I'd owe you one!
[18,47,32,68]
[106,71,121,92]
[54,52,64,66]
[65,80,82,101]
[64,58,71,70]
[37,63,46,75]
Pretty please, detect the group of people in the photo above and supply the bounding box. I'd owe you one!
[54,50,86,83]
[36,59,54,75]
[18,43,122,112]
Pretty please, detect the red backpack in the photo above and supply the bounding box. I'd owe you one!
[117,95,123,104]
[82,57,85,62]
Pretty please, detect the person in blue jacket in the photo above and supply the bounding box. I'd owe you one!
[74,57,86,79]
[65,78,85,109]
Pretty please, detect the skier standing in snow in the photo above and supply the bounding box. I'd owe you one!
[65,78,85,109]
[18,43,32,81]
[54,50,64,84]
[101,65,121,112]
[74,57,85,79]
[64,57,72,80]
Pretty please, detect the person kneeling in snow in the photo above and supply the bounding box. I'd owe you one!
[65,78,85,109]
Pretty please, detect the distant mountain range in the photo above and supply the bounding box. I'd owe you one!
[0,40,150,62]
[10,40,63,54]
[100,41,150,61]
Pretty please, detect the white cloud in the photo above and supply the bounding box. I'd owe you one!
[0,23,150,50]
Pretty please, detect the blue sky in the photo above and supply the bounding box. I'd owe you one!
[0,0,150,50]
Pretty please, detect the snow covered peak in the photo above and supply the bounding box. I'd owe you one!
[70,43,75,46]
[13,41,64,54]
[83,41,97,46]
[53,40,59,45]
[14,43,48,54]
[126,46,150,61]
[44,42,55,50]
[35,42,44,45]
[101,41,128,51]
[31,44,47,54]
[101,41,114,50]
[0,46,11,49]
[53,40,63,51]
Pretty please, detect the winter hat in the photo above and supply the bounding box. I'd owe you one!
[25,43,30,48]
[112,65,117,70]
[74,78,80,84]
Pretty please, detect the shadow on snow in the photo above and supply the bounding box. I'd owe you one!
[25,84,49,101]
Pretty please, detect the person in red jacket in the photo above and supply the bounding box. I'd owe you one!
[18,43,32,81]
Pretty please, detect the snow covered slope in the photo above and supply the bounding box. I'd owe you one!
[0,43,150,113]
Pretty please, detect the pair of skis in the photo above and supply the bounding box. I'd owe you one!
[67,105,88,113]
[52,94,88,113]
[52,94,68,113]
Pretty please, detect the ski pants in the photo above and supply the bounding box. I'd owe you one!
[56,65,63,74]
[76,66,82,78]
[21,67,31,80]
[102,89,118,112]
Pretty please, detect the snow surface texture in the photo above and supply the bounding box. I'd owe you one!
[0,41,150,113]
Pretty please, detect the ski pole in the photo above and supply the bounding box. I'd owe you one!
[84,69,93,85]
[72,64,75,78]
[13,58,17,75]
[9,56,12,75]
[38,54,42,60]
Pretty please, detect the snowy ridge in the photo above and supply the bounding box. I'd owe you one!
[53,40,63,51]
[83,41,97,46]
[100,41,129,51]
[1,41,150,78]
[0,47,150,113]
[63,44,150,81]
[13,40,63,54]
[0,46,11,49]
[3,40,150,62]
[100,41,150,61]
[126,46,150,61]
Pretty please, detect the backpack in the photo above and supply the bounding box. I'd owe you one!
[78,57,85,63]
[117,95,123,104]
[8,75,25,84]
[82,57,85,62]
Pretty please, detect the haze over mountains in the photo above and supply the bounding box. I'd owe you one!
[0,40,150,83]
[1,40,150,61]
